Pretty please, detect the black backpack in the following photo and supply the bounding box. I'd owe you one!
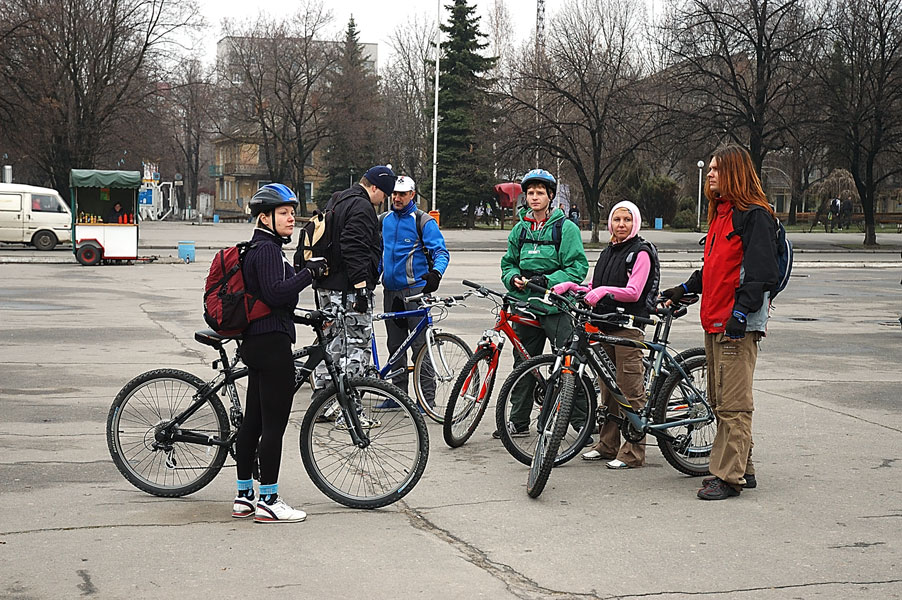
[516,218,564,251]
[379,208,435,269]
[729,205,793,300]
[629,238,661,314]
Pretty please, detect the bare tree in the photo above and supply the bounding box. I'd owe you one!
[661,0,823,173]
[0,0,201,195]
[167,59,213,213]
[381,14,437,187]
[500,0,661,241]
[817,0,902,245]
[215,2,335,215]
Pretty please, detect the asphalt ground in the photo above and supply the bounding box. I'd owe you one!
[1,227,901,599]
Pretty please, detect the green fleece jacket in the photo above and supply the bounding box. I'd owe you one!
[500,207,588,314]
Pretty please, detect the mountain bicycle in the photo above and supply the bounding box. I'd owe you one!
[442,280,546,447]
[370,292,472,423]
[106,305,429,509]
[511,283,714,498]
[495,292,706,470]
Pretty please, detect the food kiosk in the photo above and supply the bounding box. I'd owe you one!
[70,169,141,265]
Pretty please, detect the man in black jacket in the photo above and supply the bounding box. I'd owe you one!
[311,165,396,390]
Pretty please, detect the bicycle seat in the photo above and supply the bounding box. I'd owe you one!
[194,329,239,348]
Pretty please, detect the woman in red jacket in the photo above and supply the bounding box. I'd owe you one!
[662,145,778,501]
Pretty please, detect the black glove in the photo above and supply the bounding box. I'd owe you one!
[305,257,328,279]
[661,284,687,304]
[293,245,305,269]
[353,289,370,313]
[725,311,747,339]
[527,274,548,290]
[421,269,442,294]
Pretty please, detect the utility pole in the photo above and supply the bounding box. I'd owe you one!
[535,0,545,167]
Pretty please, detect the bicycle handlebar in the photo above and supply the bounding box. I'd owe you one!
[404,292,471,307]
[523,280,657,329]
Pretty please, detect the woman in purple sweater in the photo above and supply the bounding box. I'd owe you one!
[231,184,327,523]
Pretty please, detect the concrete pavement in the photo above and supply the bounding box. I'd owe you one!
[1,251,900,599]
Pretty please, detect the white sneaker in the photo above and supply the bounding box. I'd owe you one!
[335,411,381,430]
[232,494,256,519]
[254,498,307,523]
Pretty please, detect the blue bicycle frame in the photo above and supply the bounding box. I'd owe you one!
[371,306,432,382]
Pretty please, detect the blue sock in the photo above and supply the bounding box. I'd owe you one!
[237,478,254,499]
[260,483,278,504]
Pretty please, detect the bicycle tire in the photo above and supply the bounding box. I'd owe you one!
[648,346,706,405]
[443,346,496,447]
[652,355,714,476]
[299,377,429,509]
[413,331,472,424]
[495,354,596,467]
[527,372,575,498]
[107,369,229,497]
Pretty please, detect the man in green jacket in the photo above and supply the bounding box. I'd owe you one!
[496,169,589,438]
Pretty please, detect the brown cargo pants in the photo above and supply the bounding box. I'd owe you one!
[704,331,760,490]
[592,327,647,467]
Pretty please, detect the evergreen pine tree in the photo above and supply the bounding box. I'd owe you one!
[315,17,381,205]
[435,0,497,226]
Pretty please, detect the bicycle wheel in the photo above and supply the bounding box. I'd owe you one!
[652,355,714,476]
[648,346,706,404]
[413,331,472,424]
[300,377,429,509]
[527,372,576,498]
[107,369,229,497]
[443,346,496,447]
[495,354,596,467]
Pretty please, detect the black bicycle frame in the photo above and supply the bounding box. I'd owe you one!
[575,326,712,441]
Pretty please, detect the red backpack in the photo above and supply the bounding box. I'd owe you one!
[203,242,271,336]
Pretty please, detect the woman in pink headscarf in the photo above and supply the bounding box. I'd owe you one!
[553,200,659,469]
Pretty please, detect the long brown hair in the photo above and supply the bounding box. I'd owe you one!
[705,145,774,227]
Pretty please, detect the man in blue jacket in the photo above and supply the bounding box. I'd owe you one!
[377,176,450,409]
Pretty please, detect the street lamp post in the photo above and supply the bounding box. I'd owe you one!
[696,160,705,231]
[431,0,441,214]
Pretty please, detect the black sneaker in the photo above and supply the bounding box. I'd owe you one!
[697,477,741,500]
[702,473,756,489]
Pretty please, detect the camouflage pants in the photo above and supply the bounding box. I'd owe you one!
[312,289,374,389]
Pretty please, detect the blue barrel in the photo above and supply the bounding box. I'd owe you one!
[654,217,663,230]
[178,241,195,263]
[213,214,220,223]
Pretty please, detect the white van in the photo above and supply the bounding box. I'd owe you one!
[0,183,72,250]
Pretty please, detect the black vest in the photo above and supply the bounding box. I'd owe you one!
[590,236,657,319]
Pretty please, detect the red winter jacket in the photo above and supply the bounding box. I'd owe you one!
[684,198,778,333]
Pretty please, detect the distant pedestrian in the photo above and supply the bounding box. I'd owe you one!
[661,145,779,501]
[840,198,853,231]
[568,202,581,228]
[829,197,841,232]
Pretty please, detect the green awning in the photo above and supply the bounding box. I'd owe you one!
[69,169,142,189]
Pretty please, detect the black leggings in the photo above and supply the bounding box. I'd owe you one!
[235,332,295,485]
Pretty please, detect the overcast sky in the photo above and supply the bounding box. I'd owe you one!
[194,0,570,65]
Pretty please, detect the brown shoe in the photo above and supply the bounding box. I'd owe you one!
[697,478,740,500]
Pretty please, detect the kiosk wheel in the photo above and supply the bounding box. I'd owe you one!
[76,244,102,266]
